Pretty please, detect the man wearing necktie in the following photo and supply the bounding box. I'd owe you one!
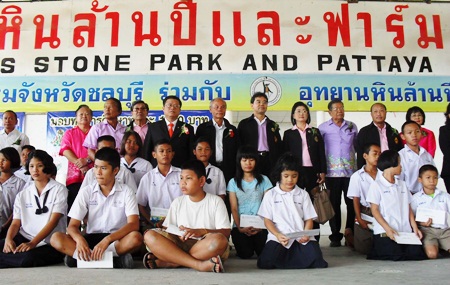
[143,96,195,167]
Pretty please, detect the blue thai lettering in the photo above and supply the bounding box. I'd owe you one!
[2,89,16,102]
[32,88,42,102]
[299,86,312,101]
[182,86,197,101]
[429,88,443,102]
[18,88,29,102]
[354,87,369,101]
[159,81,169,100]
[216,86,231,100]
[89,88,100,101]
[72,88,86,102]
[45,88,58,102]
[388,87,403,101]
[371,87,386,101]
[314,86,329,101]
[404,88,417,102]
[101,87,114,101]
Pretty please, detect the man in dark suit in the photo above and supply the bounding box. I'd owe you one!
[356,103,403,168]
[237,92,282,178]
[143,96,195,167]
[196,98,239,183]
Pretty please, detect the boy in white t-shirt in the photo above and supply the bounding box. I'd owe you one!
[143,160,230,273]
[193,137,226,200]
[411,164,450,259]
[50,147,142,268]
[399,121,435,194]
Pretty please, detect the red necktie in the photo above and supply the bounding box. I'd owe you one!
[168,123,174,138]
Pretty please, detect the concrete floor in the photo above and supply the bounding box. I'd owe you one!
[1,237,448,285]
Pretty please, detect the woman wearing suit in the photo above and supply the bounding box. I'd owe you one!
[439,103,450,193]
[283,101,327,238]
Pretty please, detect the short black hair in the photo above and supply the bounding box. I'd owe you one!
[75,104,93,116]
[290,101,311,125]
[327,99,343,111]
[22,145,36,152]
[106,98,122,114]
[130,100,149,111]
[97,135,116,148]
[119,131,143,157]
[377,150,399,171]
[250,92,268,104]
[3,110,17,120]
[95,147,120,170]
[181,159,206,179]
[406,106,425,125]
[25,150,55,175]
[271,152,301,183]
[401,120,421,134]
[0,147,21,169]
[162,96,182,108]
[194,136,211,149]
[363,143,380,155]
[419,164,438,177]
[153,139,172,152]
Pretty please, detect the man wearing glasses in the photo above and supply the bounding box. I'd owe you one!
[143,96,195,167]
[318,99,358,248]
[127,100,150,143]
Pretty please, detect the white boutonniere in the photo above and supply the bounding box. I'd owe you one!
[179,124,189,137]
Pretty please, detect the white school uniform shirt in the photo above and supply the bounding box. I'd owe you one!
[136,166,181,210]
[81,165,137,193]
[366,172,413,235]
[0,175,25,226]
[258,184,317,249]
[203,164,226,196]
[120,157,153,186]
[69,181,138,234]
[13,179,68,245]
[163,193,230,230]
[347,167,379,208]
[411,189,450,229]
[0,129,30,153]
[14,166,28,182]
[398,145,435,194]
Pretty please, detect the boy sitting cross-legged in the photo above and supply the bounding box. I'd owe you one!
[50,147,142,268]
[143,160,230,273]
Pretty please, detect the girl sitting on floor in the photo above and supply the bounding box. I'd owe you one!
[257,152,328,269]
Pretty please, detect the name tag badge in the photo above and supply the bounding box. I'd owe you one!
[89,200,98,206]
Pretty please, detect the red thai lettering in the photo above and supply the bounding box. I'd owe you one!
[323,3,351,47]
[0,5,22,50]
[257,11,280,46]
[33,14,61,49]
[357,12,372,47]
[171,0,197,45]
[132,11,161,46]
[416,14,443,49]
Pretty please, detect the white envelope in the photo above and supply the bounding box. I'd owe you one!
[415,207,446,225]
[394,232,422,245]
[77,251,113,269]
[151,207,168,218]
[240,215,266,229]
[284,229,320,239]
[361,214,375,223]
[165,224,202,240]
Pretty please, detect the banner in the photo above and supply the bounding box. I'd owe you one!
[1,0,449,112]
[0,111,25,132]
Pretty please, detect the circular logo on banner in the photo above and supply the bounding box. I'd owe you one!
[250,76,282,107]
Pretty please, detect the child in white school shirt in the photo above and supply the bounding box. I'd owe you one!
[50,147,142,268]
[0,150,67,268]
[411,164,450,259]
[366,150,427,261]
[399,121,435,194]
[0,147,26,239]
[193,137,226,200]
[81,135,137,193]
[136,139,182,230]
[257,153,328,269]
[119,131,152,186]
[347,143,381,254]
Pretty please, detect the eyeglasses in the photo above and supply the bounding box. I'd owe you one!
[165,103,180,109]
[133,107,147,111]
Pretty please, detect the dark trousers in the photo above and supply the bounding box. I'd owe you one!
[326,177,355,242]
[300,166,321,241]
[67,182,82,211]
[259,154,272,180]
[0,234,63,268]
[257,240,328,269]
[367,234,427,261]
[231,228,267,259]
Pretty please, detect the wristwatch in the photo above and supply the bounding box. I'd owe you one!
[86,158,92,164]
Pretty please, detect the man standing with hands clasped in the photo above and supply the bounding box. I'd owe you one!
[319,99,358,248]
